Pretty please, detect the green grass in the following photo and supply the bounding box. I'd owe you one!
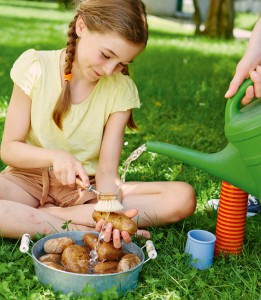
[0,1,260,299]
[234,12,260,31]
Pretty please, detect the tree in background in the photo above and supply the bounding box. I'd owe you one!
[193,0,234,39]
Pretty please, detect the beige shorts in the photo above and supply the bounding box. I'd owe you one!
[0,166,97,207]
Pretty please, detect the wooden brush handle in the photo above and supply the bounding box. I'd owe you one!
[75,178,86,189]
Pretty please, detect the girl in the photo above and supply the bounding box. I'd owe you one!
[0,0,196,247]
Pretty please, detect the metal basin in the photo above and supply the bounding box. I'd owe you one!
[31,231,146,296]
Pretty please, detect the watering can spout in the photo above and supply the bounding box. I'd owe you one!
[145,141,258,197]
[147,142,240,183]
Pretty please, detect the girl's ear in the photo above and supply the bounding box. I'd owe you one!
[75,16,87,38]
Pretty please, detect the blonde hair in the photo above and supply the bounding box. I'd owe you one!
[53,0,148,130]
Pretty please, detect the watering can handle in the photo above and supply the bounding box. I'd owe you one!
[225,78,253,122]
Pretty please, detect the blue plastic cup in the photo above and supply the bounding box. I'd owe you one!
[184,229,216,270]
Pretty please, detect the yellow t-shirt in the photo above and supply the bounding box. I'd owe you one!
[10,49,140,175]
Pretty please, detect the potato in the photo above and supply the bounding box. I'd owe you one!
[42,261,65,271]
[61,245,89,274]
[83,233,98,250]
[43,237,74,254]
[38,253,61,264]
[93,261,119,274]
[92,211,138,235]
[83,233,123,262]
[97,241,123,261]
[117,254,141,272]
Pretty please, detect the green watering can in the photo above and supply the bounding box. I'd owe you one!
[146,79,261,198]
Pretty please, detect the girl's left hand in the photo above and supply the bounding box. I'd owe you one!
[95,209,151,248]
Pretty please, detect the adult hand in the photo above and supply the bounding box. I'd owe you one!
[51,150,90,188]
[225,18,261,104]
[95,208,151,248]
[225,60,261,105]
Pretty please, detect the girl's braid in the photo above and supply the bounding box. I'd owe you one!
[52,14,79,129]
[64,13,78,75]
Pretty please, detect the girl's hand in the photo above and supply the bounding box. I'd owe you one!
[51,150,89,187]
[95,209,151,248]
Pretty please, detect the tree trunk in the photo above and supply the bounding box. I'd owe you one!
[203,0,234,39]
[193,0,201,34]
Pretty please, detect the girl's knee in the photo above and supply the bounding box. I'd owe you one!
[183,183,197,215]
[167,182,196,222]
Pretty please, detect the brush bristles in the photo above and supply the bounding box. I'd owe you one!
[94,199,124,212]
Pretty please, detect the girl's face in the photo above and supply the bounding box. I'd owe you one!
[73,17,144,82]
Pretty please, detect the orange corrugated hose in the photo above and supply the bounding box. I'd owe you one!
[215,181,248,255]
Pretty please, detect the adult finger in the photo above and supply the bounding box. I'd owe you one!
[241,85,254,105]
[225,72,246,98]
[251,66,261,98]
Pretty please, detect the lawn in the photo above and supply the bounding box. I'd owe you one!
[0,1,260,299]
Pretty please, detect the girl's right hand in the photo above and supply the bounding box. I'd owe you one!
[51,150,89,188]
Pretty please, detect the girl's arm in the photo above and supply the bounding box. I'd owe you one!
[95,109,136,247]
[1,84,89,187]
[1,84,55,168]
[95,109,131,194]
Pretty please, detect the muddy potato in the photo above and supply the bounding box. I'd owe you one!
[94,261,119,274]
[38,253,61,264]
[83,233,98,250]
[92,211,138,235]
[61,245,89,274]
[43,237,74,254]
[97,241,123,261]
[42,261,65,271]
[117,254,141,272]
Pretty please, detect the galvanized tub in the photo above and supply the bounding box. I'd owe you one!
[22,231,156,297]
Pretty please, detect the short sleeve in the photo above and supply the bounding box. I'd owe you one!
[111,75,141,113]
[10,49,41,98]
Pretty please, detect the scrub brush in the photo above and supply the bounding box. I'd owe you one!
[93,190,124,212]
[76,178,123,212]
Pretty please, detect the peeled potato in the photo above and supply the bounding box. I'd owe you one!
[43,237,74,254]
[92,211,138,235]
[38,253,61,264]
[61,245,90,274]
[94,261,119,274]
[42,261,65,271]
[83,233,98,250]
[117,254,141,272]
[97,241,123,261]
